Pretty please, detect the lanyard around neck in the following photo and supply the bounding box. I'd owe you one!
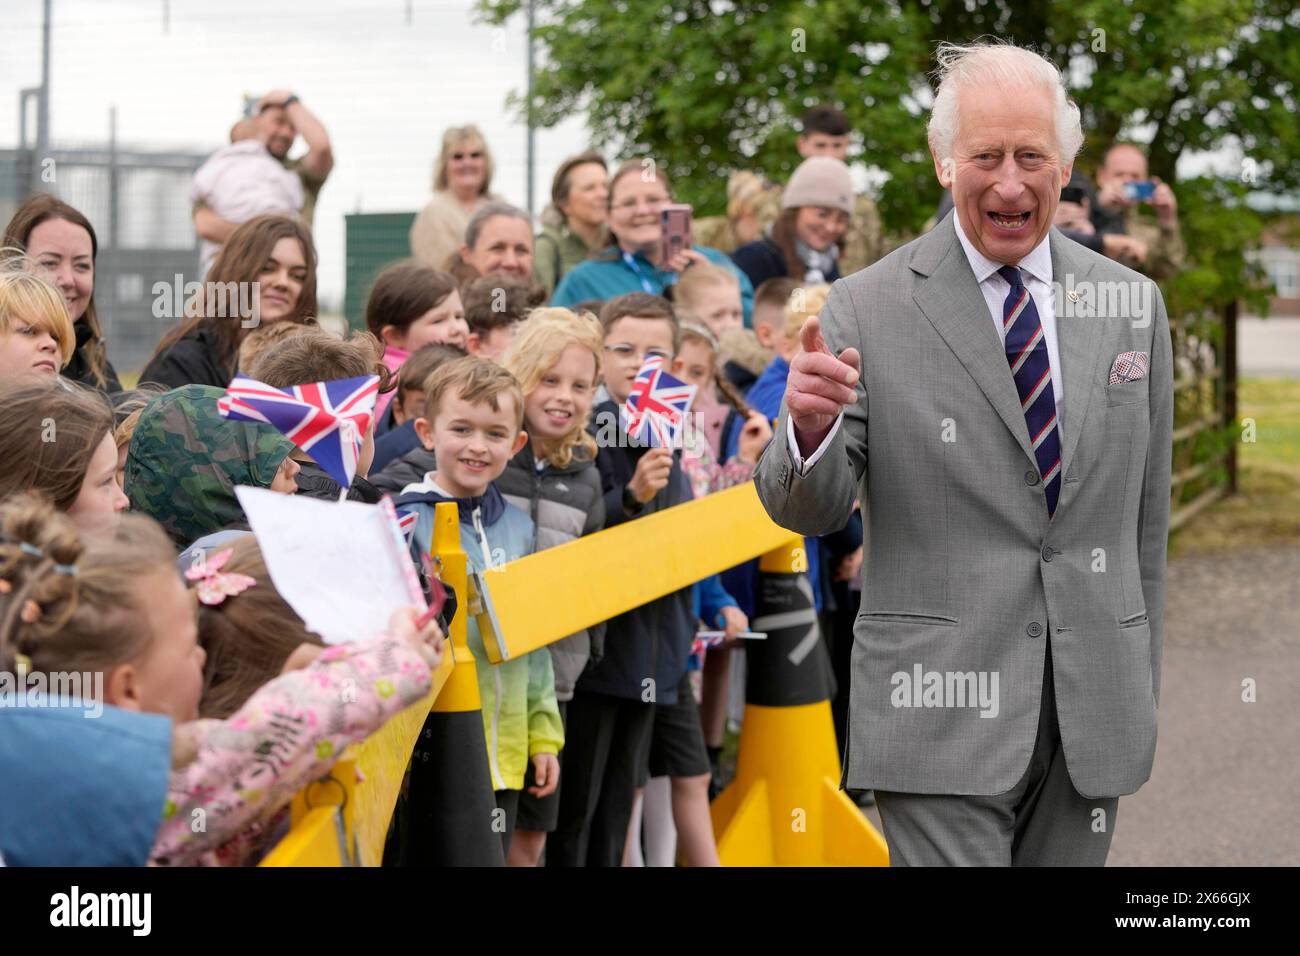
[620,250,660,294]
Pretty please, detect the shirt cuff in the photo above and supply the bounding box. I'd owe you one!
[787,413,844,477]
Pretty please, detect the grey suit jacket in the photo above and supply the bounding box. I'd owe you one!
[755,214,1173,799]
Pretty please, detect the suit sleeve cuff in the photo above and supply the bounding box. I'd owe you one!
[787,413,844,476]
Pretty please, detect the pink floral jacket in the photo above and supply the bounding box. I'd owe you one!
[151,638,431,866]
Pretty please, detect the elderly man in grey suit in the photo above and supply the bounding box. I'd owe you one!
[755,41,1173,866]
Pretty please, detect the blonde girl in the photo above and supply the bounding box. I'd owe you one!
[0,265,75,382]
[498,307,608,866]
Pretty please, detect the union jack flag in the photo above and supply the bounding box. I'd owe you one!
[218,374,379,489]
[396,508,418,544]
[620,356,697,448]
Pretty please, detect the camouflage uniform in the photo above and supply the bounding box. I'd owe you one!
[124,384,294,548]
[1122,206,1186,281]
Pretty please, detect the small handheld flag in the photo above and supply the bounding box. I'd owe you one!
[218,374,379,490]
[396,508,418,544]
[620,356,697,448]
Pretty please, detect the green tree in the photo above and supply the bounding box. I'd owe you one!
[479,0,1298,312]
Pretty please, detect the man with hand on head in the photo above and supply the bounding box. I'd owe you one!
[193,90,334,260]
[755,41,1173,866]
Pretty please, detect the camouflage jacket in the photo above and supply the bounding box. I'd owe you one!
[124,384,294,548]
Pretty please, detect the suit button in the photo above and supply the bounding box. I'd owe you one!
[1026,621,1043,638]
[1041,544,1054,562]
[1024,470,1040,486]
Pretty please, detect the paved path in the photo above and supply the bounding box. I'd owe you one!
[1107,542,1300,865]
[852,543,1300,865]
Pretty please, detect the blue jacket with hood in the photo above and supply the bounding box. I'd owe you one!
[395,477,564,791]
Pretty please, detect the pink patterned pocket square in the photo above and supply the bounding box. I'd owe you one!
[1109,350,1149,385]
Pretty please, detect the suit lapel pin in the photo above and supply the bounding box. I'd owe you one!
[1067,290,1080,303]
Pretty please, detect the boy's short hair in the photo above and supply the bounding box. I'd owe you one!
[400,343,465,396]
[598,292,680,353]
[752,277,801,328]
[800,105,851,137]
[783,284,831,344]
[254,330,395,394]
[461,274,547,336]
[670,262,739,311]
[239,319,320,377]
[421,355,524,433]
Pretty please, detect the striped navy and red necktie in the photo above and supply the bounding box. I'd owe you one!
[999,265,1061,517]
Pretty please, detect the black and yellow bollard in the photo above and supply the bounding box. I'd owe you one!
[709,539,889,865]
[389,502,503,866]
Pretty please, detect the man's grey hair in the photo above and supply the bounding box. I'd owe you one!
[465,201,532,250]
[926,41,1084,165]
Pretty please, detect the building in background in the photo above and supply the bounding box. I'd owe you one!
[1253,216,1299,320]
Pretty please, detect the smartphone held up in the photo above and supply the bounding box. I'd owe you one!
[1123,180,1156,202]
[660,203,693,264]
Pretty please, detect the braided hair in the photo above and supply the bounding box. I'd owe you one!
[0,493,174,682]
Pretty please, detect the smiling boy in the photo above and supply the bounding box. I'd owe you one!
[395,356,564,856]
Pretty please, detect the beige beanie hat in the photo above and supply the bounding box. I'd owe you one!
[781,156,853,215]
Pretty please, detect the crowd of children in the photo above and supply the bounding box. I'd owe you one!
[0,107,869,864]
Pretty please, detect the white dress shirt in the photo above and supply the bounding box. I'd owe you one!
[789,214,1063,474]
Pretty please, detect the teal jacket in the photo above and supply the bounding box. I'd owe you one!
[396,477,564,791]
[551,244,755,326]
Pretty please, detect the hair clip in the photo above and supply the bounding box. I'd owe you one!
[19,600,41,624]
[185,548,257,607]
[19,543,42,558]
[53,562,78,576]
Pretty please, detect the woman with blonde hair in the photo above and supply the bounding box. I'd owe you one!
[0,265,76,383]
[410,124,501,271]
[497,306,607,866]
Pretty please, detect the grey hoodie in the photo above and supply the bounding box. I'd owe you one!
[495,440,607,701]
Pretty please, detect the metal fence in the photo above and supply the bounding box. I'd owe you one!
[1168,304,1239,533]
[2,139,207,376]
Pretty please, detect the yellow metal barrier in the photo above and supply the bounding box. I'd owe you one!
[263,483,887,866]
[476,482,800,663]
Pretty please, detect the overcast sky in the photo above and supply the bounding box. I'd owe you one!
[0,0,589,307]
